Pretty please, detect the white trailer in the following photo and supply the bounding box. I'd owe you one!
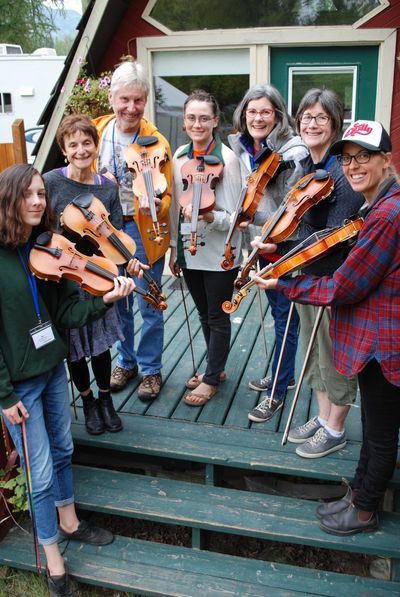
[0,54,65,159]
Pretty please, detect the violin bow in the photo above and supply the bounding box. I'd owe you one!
[281,306,325,446]
[177,271,197,379]
[21,419,42,573]
[269,301,297,403]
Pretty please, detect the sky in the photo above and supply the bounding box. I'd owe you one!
[44,0,83,13]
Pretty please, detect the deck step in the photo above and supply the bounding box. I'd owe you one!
[72,465,400,560]
[71,413,400,486]
[0,526,399,597]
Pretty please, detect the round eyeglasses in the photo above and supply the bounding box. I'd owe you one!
[245,108,275,120]
[337,150,378,166]
[300,114,330,125]
[184,115,214,124]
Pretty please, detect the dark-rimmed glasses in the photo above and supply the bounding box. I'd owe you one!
[337,150,379,166]
[300,114,330,125]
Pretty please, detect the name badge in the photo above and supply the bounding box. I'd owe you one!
[180,223,192,235]
[29,321,56,349]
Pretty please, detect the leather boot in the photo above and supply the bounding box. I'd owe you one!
[82,393,105,435]
[99,391,123,432]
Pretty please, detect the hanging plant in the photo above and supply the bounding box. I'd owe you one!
[63,59,112,119]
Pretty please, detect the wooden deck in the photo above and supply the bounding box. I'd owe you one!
[1,274,400,596]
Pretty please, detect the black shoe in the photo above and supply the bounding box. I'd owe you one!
[47,570,75,597]
[316,479,353,519]
[59,520,114,545]
[320,503,378,536]
[99,397,123,432]
[82,397,105,435]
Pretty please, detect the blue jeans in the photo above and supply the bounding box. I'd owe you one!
[116,220,164,375]
[2,363,74,545]
[260,256,299,400]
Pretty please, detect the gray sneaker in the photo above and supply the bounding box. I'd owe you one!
[296,427,346,459]
[248,375,296,392]
[287,416,323,444]
[248,396,283,423]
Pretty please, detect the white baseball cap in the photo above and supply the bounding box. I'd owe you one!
[330,120,392,155]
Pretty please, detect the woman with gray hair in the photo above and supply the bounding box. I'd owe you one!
[251,88,364,459]
[229,84,308,424]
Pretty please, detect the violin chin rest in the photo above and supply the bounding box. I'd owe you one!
[36,231,53,246]
[137,135,158,147]
[72,192,95,209]
[314,169,329,180]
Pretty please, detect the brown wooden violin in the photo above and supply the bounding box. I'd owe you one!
[234,169,334,289]
[60,193,167,310]
[124,135,168,245]
[221,147,281,270]
[29,232,166,310]
[179,155,223,256]
[222,216,363,313]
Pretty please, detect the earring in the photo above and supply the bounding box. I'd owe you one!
[64,158,68,164]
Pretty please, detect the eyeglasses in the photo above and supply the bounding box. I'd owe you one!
[245,108,275,120]
[300,114,330,125]
[337,150,379,166]
[184,115,214,124]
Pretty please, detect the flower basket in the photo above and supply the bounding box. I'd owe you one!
[64,61,112,119]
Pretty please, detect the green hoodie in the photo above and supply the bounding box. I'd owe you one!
[0,246,109,410]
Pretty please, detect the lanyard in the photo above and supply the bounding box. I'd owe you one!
[112,121,139,181]
[189,137,216,159]
[322,155,335,171]
[17,245,42,324]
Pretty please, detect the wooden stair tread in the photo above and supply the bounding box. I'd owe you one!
[72,465,400,559]
[71,414,400,486]
[0,526,399,597]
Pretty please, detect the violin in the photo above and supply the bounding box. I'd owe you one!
[222,216,363,313]
[60,193,167,310]
[179,155,223,256]
[234,169,334,289]
[29,232,165,309]
[124,135,168,245]
[221,147,281,270]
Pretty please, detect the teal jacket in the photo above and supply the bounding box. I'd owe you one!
[0,245,109,410]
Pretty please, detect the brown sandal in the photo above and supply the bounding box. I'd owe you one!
[185,372,227,390]
[183,384,218,406]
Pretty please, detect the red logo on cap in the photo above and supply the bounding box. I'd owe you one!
[344,122,373,138]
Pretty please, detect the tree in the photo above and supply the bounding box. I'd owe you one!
[0,0,64,53]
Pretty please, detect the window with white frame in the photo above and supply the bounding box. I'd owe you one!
[288,66,357,125]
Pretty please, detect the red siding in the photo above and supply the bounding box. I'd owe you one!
[99,0,166,71]
[361,0,400,170]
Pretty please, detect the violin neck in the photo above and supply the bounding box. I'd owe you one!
[85,260,116,282]
[108,232,133,262]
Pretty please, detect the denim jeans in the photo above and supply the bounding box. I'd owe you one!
[2,362,74,545]
[260,256,299,400]
[353,359,400,512]
[116,220,164,375]
[183,268,238,386]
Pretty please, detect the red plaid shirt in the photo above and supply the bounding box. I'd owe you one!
[277,180,400,386]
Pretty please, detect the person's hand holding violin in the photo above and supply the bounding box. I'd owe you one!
[250,235,278,254]
[125,257,149,278]
[182,202,214,224]
[139,194,162,216]
[102,275,136,304]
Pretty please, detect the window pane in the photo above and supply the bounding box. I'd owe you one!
[290,70,355,122]
[155,75,249,153]
[0,94,3,113]
[150,0,382,30]
[3,93,12,113]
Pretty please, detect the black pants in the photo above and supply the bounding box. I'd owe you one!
[183,268,238,386]
[69,350,111,393]
[353,358,400,511]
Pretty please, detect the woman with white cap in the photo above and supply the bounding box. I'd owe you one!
[252,120,400,535]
